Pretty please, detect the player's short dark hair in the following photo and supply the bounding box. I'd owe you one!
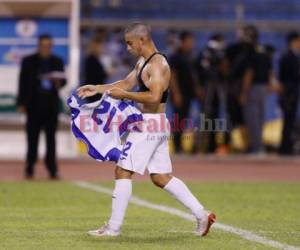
[38,33,52,42]
[125,22,152,39]
[179,31,193,42]
[287,31,300,44]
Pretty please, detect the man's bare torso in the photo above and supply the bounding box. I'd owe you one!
[135,54,170,113]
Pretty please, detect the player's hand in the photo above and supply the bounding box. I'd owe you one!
[107,88,128,99]
[77,85,99,99]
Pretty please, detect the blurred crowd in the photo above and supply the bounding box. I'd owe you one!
[80,25,300,156]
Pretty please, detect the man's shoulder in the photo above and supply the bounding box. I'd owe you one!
[154,53,168,63]
[150,54,169,71]
[22,53,38,63]
[280,50,293,61]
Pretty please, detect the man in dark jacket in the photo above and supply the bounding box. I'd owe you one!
[17,34,66,179]
[225,25,261,152]
[195,33,228,154]
[278,31,300,155]
[169,31,198,153]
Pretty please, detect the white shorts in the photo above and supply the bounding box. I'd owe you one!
[117,113,172,175]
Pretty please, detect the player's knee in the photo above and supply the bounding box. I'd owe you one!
[115,166,133,179]
[150,174,170,188]
[151,177,164,188]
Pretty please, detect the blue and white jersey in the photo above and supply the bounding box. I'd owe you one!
[68,91,143,162]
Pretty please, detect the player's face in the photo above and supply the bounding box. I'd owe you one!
[125,33,142,57]
[38,39,53,58]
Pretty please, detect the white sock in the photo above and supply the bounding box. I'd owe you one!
[164,177,205,220]
[108,179,132,231]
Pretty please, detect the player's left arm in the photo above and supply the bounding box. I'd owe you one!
[109,60,167,104]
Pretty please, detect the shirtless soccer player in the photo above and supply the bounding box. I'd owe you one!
[77,23,216,237]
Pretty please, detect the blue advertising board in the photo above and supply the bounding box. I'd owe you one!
[0,18,69,65]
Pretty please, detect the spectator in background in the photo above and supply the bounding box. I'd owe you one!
[278,32,300,155]
[169,31,198,153]
[265,44,276,59]
[225,25,257,151]
[84,37,108,85]
[195,33,229,154]
[16,34,66,179]
[240,26,273,153]
[165,29,179,57]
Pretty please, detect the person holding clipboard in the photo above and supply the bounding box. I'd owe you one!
[17,34,66,180]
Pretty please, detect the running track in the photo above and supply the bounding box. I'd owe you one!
[1,155,300,181]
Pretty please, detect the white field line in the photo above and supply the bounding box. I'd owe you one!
[74,181,299,250]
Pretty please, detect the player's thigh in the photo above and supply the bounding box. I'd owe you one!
[148,136,172,175]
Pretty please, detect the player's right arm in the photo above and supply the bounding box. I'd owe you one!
[77,67,138,99]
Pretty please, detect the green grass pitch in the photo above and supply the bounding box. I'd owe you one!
[1,181,299,249]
